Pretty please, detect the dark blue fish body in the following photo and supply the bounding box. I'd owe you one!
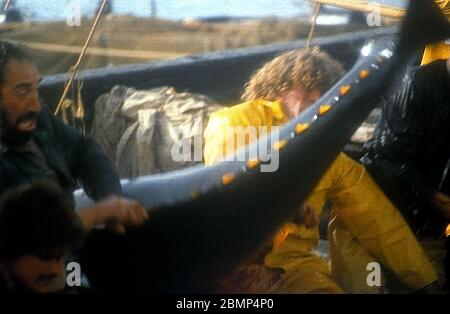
[76,0,450,292]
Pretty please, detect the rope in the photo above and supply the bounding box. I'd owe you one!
[3,0,12,11]
[307,3,322,48]
[54,0,109,116]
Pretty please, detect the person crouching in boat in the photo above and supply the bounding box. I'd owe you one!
[203,47,440,293]
[0,180,148,293]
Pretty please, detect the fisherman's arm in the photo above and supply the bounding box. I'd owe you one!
[72,136,123,200]
[364,78,437,216]
[78,196,149,234]
[50,113,122,200]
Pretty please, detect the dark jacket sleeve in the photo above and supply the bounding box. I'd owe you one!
[50,113,122,201]
[363,75,436,213]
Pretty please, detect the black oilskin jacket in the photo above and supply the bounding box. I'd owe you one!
[362,60,450,235]
[0,105,122,200]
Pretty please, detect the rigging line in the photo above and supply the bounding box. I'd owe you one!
[307,3,322,48]
[3,0,11,11]
[54,0,109,115]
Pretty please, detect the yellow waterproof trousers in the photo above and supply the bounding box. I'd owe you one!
[204,101,438,293]
[264,153,438,293]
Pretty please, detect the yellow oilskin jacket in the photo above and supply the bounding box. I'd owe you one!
[204,100,288,165]
[203,100,438,292]
[421,1,450,65]
[421,42,450,65]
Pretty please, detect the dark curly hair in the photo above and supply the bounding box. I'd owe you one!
[0,180,86,262]
[0,40,33,86]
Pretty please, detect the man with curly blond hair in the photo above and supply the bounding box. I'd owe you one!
[203,47,440,293]
[241,47,343,106]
